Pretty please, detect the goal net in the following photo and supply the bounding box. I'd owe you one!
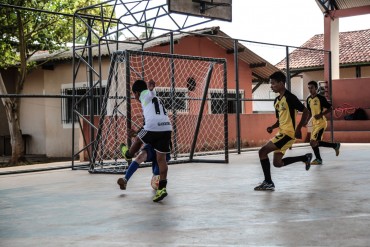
[90,50,228,173]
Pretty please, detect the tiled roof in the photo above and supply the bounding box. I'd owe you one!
[30,26,278,82]
[276,29,370,70]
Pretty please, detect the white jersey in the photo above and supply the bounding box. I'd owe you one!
[140,89,172,131]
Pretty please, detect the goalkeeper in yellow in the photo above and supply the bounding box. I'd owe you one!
[306,81,340,165]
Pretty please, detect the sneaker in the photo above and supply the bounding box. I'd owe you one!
[305,153,312,171]
[153,188,168,202]
[311,158,323,165]
[254,181,275,191]
[335,143,341,156]
[117,177,127,190]
[119,143,132,163]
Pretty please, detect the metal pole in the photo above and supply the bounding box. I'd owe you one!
[286,46,291,91]
[170,32,178,160]
[87,19,95,168]
[234,40,241,154]
[328,51,334,143]
[72,15,76,170]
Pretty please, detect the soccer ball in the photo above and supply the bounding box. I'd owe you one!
[151,175,160,190]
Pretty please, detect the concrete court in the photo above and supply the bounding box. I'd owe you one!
[0,144,369,247]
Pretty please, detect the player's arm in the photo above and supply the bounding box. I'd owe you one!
[314,95,333,119]
[267,120,279,134]
[306,98,312,121]
[314,107,332,120]
[296,107,310,139]
[290,94,309,139]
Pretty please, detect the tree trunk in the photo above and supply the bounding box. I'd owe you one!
[0,73,26,164]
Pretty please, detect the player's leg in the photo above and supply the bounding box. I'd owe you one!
[271,133,312,171]
[141,144,160,175]
[254,141,278,191]
[319,141,341,156]
[152,131,171,202]
[120,136,143,162]
[117,149,148,190]
[153,152,168,202]
[310,125,324,165]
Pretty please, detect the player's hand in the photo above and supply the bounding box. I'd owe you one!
[127,128,137,138]
[267,126,273,134]
[148,79,155,91]
[295,128,302,139]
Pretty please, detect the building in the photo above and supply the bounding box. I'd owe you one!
[0,27,281,158]
[276,28,370,143]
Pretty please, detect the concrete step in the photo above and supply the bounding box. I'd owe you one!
[326,120,370,131]
[323,131,370,143]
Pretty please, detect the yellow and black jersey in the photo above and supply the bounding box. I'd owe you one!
[274,90,305,138]
[306,94,332,126]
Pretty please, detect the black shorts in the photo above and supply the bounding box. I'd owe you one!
[137,130,172,153]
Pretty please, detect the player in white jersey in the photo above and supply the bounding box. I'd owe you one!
[131,79,172,202]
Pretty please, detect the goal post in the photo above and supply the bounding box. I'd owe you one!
[90,50,228,173]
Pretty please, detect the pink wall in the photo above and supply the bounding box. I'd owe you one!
[149,36,253,113]
[80,114,309,161]
[332,78,370,109]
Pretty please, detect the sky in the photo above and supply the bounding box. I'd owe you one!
[116,0,370,65]
[195,0,370,64]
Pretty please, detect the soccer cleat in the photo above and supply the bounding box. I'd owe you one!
[120,143,132,163]
[305,153,312,171]
[311,158,323,165]
[153,188,168,202]
[335,143,341,156]
[117,177,127,190]
[254,181,275,191]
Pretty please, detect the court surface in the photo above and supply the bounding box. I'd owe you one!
[1,144,369,246]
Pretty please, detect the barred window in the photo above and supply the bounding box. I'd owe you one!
[156,87,189,113]
[209,89,244,114]
[61,87,106,124]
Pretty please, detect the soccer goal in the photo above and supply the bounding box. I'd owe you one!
[90,50,228,173]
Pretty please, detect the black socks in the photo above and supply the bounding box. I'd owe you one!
[260,158,272,183]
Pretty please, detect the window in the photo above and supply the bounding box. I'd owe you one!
[209,89,244,114]
[156,87,188,113]
[61,86,106,124]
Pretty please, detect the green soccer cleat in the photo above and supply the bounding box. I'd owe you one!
[120,143,132,163]
[153,188,168,202]
[335,143,341,156]
[311,159,323,165]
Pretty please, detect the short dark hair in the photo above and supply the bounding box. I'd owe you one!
[269,71,286,84]
[132,80,147,93]
[308,80,318,89]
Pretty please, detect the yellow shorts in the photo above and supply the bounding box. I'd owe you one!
[311,121,327,141]
[271,132,296,155]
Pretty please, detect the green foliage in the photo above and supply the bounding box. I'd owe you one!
[0,0,114,69]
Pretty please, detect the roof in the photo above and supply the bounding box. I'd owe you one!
[275,29,370,70]
[30,27,278,82]
[315,0,370,13]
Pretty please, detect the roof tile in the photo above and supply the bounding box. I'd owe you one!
[276,29,370,69]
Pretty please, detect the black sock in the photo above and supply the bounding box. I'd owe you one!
[282,155,307,166]
[319,141,336,148]
[260,158,272,183]
[158,179,167,190]
[312,146,322,160]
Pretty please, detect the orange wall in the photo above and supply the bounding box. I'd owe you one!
[148,36,253,113]
[332,78,370,108]
[81,113,309,161]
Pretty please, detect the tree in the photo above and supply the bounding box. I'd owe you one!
[0,0,111,164]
